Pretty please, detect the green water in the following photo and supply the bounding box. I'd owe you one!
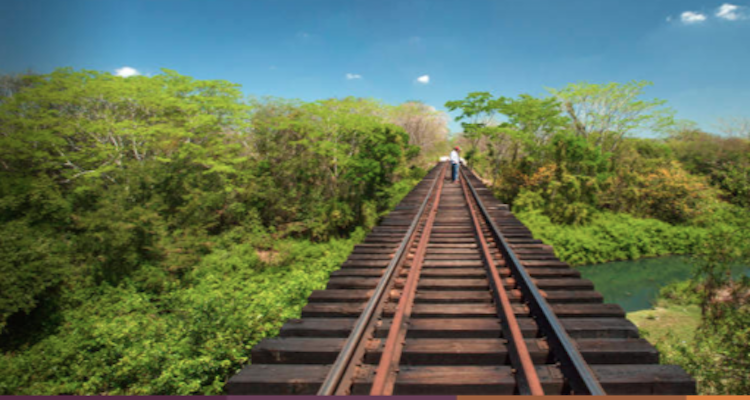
[578,256,750,312]
[577,256,695,312]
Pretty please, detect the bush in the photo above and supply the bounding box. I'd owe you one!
[658,280,702,306]
[668,130,750,208]
[0,229,365,395]
[516,210,708,266]
[604,160,717,225]
[650,227,750,395]
[0,220,68,334]
[0,69,424,394]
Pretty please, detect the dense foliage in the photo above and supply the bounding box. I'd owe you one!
[446,82,750,265]
[667,128,750,208]
[516,211,706,266]
[645,229,750,395]
[0,69,432,394]
[3,68,747,394]
[0,231,366,394]
[447,81,750,393]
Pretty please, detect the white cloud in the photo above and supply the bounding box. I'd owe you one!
[345,73,362,80]
[114,66,139,77]
[416,75,430,84]
[716,3,746,20]
[681,11,707,24]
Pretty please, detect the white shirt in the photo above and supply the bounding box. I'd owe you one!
[450,150,460,164]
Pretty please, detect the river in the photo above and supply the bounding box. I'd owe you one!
[577,255,749,312]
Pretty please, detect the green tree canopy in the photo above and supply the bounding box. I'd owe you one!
[548,81,675,152]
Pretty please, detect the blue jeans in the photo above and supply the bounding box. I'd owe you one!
[452,163,459,182]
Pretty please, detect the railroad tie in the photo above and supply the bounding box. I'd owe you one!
[225,162,696,396]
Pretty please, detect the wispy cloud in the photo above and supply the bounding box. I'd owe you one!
[680,11,707,24]
[408,36,422,45]
[716,3,746,20]
[416,75,430,84]
[669,5,746,25]
[345,73,362,80]
[114,66,139,77]
[296,32,311,40]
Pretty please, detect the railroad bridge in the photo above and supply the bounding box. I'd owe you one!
[226,162,696,396]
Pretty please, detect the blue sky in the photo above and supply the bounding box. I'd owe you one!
[1,0,749,134]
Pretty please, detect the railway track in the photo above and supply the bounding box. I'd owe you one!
[226,162,696,396]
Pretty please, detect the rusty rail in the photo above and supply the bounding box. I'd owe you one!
[317,162,448,395]
[227,162,696,396]
[370,163,448,395]
[460,167,606,395]
[459,175,544,395]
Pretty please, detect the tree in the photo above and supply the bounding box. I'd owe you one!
[445,92,503,148]
[716,117,750,139]
[0,68,250,186]
[495,94,570,154]
[548,81,675,152]
[667,129,750,208]
[0,70,38,102]
[445,92,569,170]
[679,227,750,394]
[388,101,449,163]
[247,96,416,239]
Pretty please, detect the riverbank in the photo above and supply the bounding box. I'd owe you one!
[617,275,749,395]
[577,256,694,312]
[516,210,705,266]
[628,303,701,345]
[623,282,740,395]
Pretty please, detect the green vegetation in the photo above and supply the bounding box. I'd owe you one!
[2,67,747,394]
[577,256,700,312]
[0,68,446,394]
[447,81,750,394]
[628,277,704,346]
[630,243,750,395]
[628,303,701,345]
[446,81,750,266]
[0,232,364,394]
[516,211,705,266]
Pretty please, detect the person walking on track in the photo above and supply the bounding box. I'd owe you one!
[450,146,461,183]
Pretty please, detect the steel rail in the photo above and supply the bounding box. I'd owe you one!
[317,162,448,395]
[370,163,448,395]
[461,167,606,396]
[459,175,545,395]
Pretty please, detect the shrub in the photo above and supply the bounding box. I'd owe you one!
[516,210,708,266]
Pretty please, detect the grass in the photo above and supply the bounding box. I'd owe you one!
[627,302,701,345]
